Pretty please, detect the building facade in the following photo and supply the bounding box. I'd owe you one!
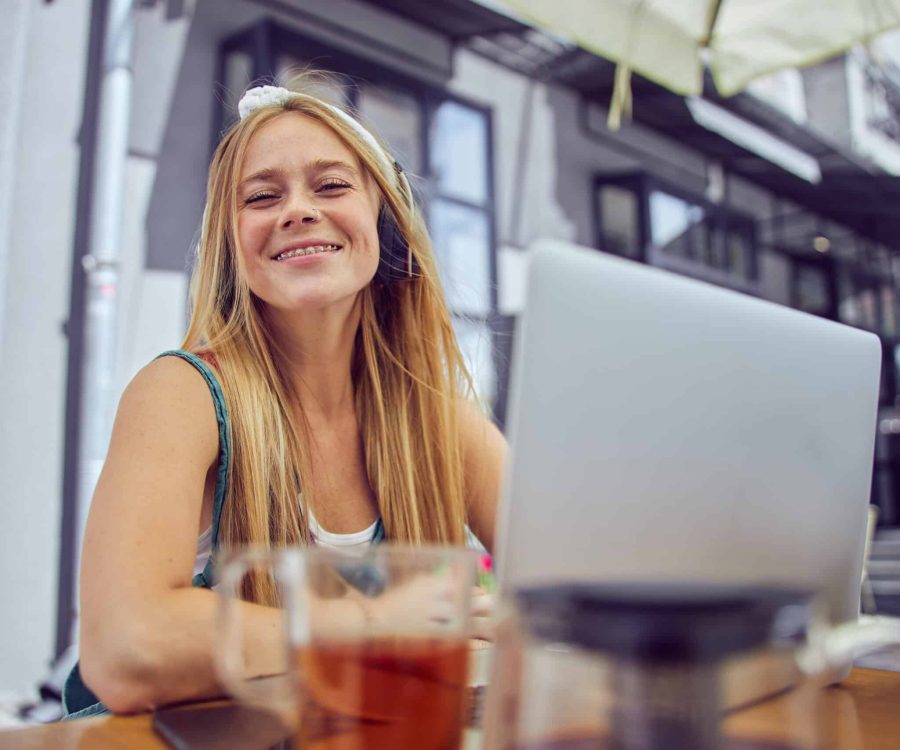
[2,0,900,695]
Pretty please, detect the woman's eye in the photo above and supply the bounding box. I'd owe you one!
[317,179,352,193]
[244,191,278,205]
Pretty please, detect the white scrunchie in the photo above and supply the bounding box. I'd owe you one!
[237,85,292,120]
[237,85,394,177]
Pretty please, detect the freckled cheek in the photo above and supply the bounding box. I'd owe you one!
[358,228,381,273]
[237,218,270,261]
[357,214,381,254]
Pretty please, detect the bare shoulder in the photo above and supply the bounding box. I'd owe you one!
[458,399,507,552]
[458,399,506,451]
[125,353,216,404]
[111,354,219,465]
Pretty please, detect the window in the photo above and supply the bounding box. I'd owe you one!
[428,101,496,403]
[862,57,900,144]
[833,246,900,407]
[594,184,641,259]
[648,189,755,280]
[218,22,499,411]
[358,86,423,174]
[649,190,706,262]
[793,263,833,317]
[837,268,894,335]
[594,174,758,285]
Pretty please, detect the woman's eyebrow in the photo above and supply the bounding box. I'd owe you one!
[238,167,281,191]
[308,158,360,176]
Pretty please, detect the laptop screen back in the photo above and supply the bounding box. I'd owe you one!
[497,239,881,630]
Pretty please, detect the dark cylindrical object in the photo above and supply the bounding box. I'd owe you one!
[513,583,813,750]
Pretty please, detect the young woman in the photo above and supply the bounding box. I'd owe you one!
[67,79,506,717]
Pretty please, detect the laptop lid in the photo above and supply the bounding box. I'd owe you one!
[497,239,881,630]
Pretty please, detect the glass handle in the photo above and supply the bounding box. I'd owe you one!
[215,549,297,727]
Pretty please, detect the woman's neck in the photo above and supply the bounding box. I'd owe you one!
[263,299,360,420]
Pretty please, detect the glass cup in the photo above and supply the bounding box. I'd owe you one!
[215,544,479,750]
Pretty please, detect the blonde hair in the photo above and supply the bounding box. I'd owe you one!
[183,77,474,602]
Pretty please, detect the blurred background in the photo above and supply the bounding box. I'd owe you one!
[4,0,900,716]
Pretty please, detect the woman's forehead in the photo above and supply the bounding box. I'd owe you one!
[239,112,363,177]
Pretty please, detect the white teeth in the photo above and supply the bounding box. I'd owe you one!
[275,244,340,260]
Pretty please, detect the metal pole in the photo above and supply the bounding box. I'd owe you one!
[73,0,135,611]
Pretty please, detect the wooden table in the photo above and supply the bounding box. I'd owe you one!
[1,667,899,749]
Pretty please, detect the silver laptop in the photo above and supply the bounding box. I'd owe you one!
[496,239,881,696]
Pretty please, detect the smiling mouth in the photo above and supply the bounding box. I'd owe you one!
[274,244,342,261]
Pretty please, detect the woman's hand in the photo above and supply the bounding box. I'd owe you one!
[335,572,495,640]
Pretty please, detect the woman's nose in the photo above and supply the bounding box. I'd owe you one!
[281,202,320,228]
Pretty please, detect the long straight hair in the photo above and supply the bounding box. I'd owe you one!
[182,79,474,603]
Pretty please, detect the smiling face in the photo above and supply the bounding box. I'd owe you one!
[235,112,382,317]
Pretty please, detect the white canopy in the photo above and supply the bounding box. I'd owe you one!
[496,0,900,96]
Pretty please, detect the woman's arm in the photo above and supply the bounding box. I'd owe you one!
[78,356,284,713]
[459,401,508,553]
